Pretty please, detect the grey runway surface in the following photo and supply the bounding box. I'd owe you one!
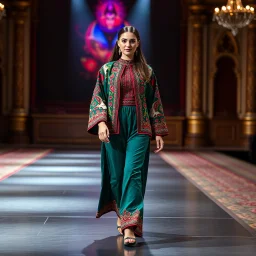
[0,149,255,256]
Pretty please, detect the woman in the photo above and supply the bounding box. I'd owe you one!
[87,26,168,246]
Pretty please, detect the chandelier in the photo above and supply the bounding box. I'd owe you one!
[213,0,255,36]
[0,2,5,20]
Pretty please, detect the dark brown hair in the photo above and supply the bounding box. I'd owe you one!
[109,26,151,82]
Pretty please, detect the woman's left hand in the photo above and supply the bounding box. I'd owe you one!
[154,136,164,153]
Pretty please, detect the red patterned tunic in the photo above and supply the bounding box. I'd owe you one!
[119,58,136,106]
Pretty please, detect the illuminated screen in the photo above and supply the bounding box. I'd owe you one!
[78,0,130,78]
[36,0,183,115]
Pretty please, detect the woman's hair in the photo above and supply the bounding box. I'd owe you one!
[109,26,151,82]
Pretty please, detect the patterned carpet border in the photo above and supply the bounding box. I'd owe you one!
[159,151,256,236]
[195,151,256,183]
[0,148,53,181]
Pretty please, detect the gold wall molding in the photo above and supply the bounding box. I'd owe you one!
[32,114,185,146]
[210,119,243,147]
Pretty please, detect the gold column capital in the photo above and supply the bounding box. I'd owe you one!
[188,0,205,5]
[9,0,31,8]
[189,4,207,13]
[8,0,30,19]
[188,2,214,25]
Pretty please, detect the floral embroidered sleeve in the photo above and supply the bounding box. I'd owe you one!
[149,71,169,138]
[87,68,108,135]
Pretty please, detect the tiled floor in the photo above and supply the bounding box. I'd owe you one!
[0,149,255,256]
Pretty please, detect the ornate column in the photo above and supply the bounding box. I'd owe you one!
[185,3,208,147]
[30,0,39,112]
[242,17,256,146]
[8,0,30,143]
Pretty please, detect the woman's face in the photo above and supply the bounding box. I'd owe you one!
[117,32,139,59]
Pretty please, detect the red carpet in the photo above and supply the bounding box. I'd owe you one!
[0,148,52,181]
[159,150,256,235]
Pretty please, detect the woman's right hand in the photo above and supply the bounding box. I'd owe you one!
[98,122,110,143]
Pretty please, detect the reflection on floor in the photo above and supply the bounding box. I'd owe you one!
[0,148,255,256]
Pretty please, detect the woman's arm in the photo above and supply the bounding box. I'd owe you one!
[87,68,108,135]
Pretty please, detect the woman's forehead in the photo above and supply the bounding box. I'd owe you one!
[119,32,137,40]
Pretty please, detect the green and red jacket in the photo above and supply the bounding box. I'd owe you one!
[87,60,168,139]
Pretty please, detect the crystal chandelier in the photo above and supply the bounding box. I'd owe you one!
[213,0,255,36]
[0,2,5,20]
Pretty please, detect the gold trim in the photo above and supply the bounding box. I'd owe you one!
[187,117,206,134]
[9,115,27,132]
[242,120,256,136]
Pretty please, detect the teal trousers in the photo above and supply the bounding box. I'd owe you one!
[97,106,150,237]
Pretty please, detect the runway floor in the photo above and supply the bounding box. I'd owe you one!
[0,148,255,256]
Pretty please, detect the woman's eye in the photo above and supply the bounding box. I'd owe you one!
[121,39,136,44]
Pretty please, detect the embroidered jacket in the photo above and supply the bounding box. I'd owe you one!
[87,59,168,138]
